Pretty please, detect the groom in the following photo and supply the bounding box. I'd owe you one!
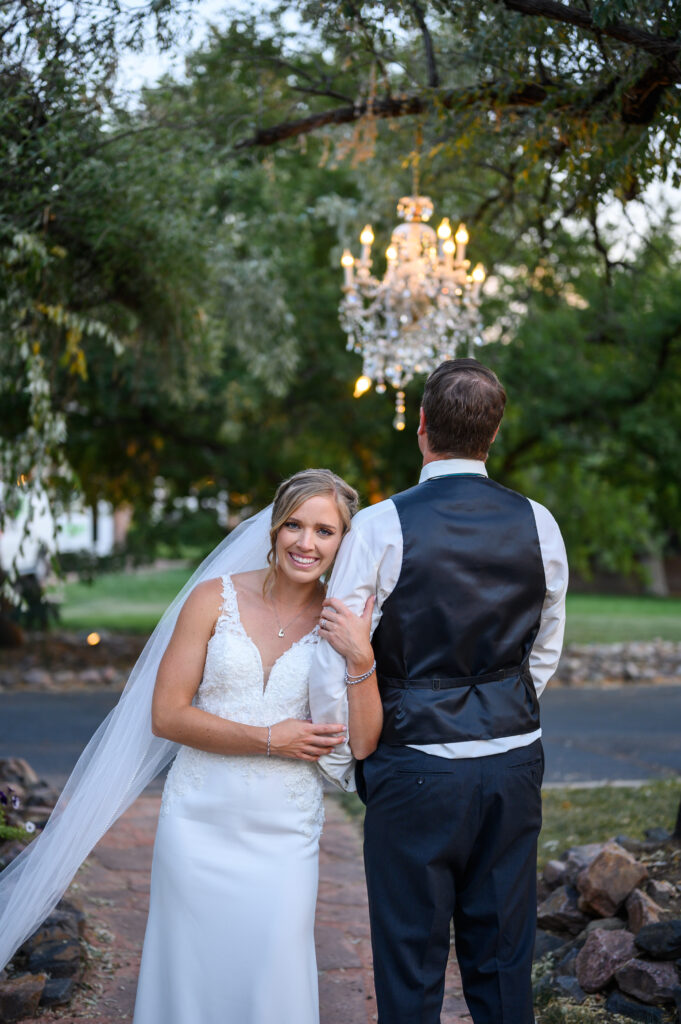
[311,358,568,1024]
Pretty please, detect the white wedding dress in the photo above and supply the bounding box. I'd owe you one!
[132,575,324,1024]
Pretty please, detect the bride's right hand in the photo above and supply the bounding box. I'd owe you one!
[270,719,347,762]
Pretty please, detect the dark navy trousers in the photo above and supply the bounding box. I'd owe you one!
[358,739,543,1024]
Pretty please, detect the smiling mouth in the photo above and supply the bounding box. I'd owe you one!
[288,552,319,567]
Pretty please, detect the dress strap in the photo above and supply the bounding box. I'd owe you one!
[215,574,239,629]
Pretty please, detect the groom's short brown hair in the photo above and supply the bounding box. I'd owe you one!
[422,359,506,459]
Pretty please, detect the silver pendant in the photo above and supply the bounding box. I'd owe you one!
[278,628,284,638]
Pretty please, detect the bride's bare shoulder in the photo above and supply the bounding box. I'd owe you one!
[231,569,268,597]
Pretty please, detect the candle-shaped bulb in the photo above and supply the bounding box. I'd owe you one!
[359,225,374,246]
[471,262,486,284]
[385,244,397,262]
[454,224,469,245]
[341,248,355,288]
[442,238,455,256]
[353,375,372,398]
[437,218,452,240]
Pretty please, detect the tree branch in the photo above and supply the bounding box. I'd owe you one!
[409,0,440,88]
[496,0,681,64]
[232,82,548,150]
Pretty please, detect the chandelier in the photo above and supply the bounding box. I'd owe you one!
[339,194,487,429]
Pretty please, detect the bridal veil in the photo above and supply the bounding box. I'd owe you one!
[0,505,273,969]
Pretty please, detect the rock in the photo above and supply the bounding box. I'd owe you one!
[22,668,54,689]
[78,668,104,686]
[557,947,579,976]
[0,973,47,1021]
[576,841,648,916]
[537,885,591,936]
[575,927,637,992]
[533,928,565,961]
[584,916,626,935]
[0,759,39,786]
[28,937,81,978]
[0,841,27,871]
[543,859,568,888]
[40,976,75,1007]
[22,910,80,952]
[564,842,604,884]
[645,828,671,844]
[606,990,664,1023]
[57,897,85,936]
[647,880,675,906]
[615,958,680,1004]
[627,889,663,934]
[635,921,681,960]
[554,974,586,1003]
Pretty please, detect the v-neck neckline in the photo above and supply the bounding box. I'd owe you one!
[225,575,318,694]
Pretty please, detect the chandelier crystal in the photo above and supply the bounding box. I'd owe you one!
[339,194,488,429]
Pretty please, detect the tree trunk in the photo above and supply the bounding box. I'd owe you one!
[674,793,681,840]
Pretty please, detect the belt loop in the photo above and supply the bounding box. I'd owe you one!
[432,678,441,690]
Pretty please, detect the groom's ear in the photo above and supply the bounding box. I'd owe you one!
[417,407,427,436]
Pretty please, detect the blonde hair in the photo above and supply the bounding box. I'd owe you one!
[264,469,359,595]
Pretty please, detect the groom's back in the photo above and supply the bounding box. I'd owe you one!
[372,473,547,746]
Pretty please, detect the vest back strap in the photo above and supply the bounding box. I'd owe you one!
[380,662,526,692]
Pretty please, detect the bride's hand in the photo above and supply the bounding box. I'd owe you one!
[319,595,376,676]
[269,719,347,761]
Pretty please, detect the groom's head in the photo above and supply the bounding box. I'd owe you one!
[419,359,506,461]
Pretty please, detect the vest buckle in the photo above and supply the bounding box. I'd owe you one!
[432,678,441,690]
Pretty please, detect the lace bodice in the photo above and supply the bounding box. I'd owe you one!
[161,575,324,836]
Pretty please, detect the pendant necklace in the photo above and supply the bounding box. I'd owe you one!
[270,587,319,638]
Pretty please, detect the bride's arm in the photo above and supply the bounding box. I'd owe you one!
[320,596,383,760]
[151,580,346,762]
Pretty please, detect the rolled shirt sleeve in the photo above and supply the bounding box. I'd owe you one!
[528,499,569,698]
[308,501,402,791]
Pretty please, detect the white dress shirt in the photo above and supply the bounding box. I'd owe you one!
[308,459,569,791]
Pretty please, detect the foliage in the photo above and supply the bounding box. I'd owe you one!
[2,1,681,588]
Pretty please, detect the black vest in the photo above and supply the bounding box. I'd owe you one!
[373,474,547,745]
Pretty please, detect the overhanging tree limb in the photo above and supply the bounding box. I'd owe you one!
[232,82,549,150]
[495,0,681,63]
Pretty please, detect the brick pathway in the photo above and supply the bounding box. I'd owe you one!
[37,793,472,1024]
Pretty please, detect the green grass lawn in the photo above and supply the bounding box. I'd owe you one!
[54,566,681,641]
[565,593,681,644]
[338,778,680,873]
[53,566,194,632]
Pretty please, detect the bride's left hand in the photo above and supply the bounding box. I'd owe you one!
[319,595,375,675]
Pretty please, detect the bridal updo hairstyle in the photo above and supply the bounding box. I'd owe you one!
[422,358,506,459]
[264,469,359,593]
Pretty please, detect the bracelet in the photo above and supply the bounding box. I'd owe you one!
[345,659,376,686]
[266,726,272,757]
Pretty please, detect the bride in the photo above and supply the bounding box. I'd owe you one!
[0,468,383,1024]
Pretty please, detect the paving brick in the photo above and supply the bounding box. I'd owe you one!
[35,791,472,1023]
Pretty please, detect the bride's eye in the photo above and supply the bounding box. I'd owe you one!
[284,520,300,530]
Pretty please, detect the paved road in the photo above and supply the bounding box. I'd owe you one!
[0,685,679,787]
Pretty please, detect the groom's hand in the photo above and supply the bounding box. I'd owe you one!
[270,719,347,761]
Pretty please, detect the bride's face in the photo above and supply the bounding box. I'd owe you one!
[275,494,344,584]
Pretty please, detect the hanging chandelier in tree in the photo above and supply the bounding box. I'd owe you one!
[339,193,488,430]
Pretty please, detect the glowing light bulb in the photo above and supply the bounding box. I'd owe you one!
[442,238,455,256]
[87,632,101,646]
[454,224,469,245]
[340,249,354,267]
[353,375,372,398]
[472,262,486,283]
[359,225,374,246]
[385,245,397,261]
[437,218,452,240]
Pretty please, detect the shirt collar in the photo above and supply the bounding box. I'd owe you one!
[419,458,488,484]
